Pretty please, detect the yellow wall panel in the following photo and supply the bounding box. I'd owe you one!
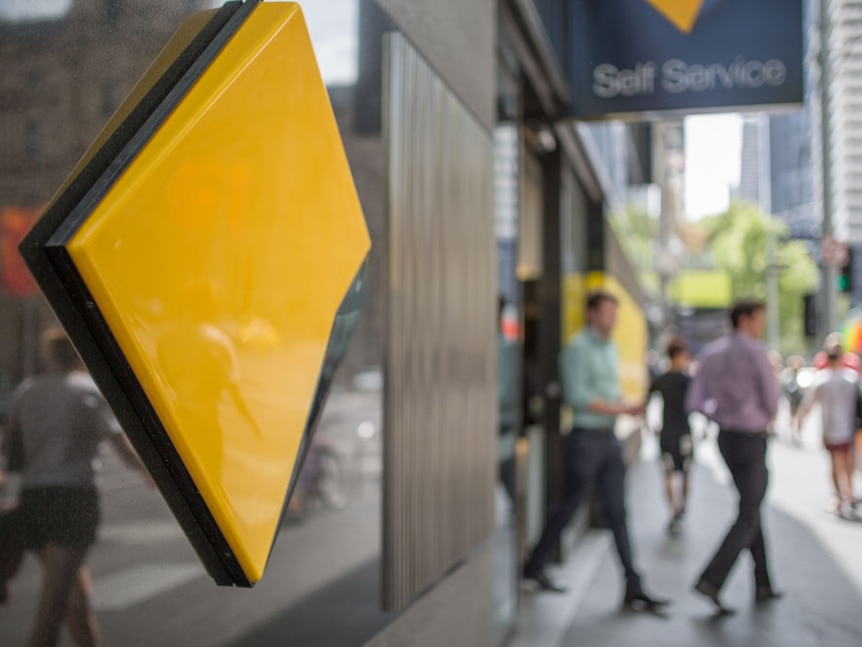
[562,271,648,402]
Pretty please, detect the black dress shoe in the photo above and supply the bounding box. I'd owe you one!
[523,568,568,593]
[755,587,785,603]
[693,579,735,615]
[623,591,672,611]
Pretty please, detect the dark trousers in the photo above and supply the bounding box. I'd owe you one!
[699,430,772,591]
[525,428,641,594]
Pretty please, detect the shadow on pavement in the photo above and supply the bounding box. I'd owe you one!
[223,558,390,647]
[558,460,862,647]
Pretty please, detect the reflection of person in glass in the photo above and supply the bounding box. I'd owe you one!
[154,282,262,490]
[497,296,518,503]
[158,319,259,424]
[0,328,150,647]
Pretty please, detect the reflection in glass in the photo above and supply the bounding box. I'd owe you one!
[0,1,391,645]
[0,329,151,646]
[0,0,72,23]
[494,123,521,642]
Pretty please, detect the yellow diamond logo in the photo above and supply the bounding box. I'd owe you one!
[645,0,706,34]
[20,1,370,586]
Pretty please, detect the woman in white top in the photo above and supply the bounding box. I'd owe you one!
[0,328,150,647]
[798,336,861,520]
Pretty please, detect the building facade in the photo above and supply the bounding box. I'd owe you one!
[0,1,650,645]
[813,0,862,307]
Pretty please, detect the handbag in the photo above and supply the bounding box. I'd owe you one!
[1,424,23,472]
[0,506,24,605]
[0,424,25,604]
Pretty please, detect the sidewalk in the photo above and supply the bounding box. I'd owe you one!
[512,433,862,647]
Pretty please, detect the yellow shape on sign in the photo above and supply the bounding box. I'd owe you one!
[66,2,370,583]
[645,0,706,33]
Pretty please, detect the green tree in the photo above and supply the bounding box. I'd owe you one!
[702,201,817,353]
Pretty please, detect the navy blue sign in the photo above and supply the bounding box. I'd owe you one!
[567,0,804,118]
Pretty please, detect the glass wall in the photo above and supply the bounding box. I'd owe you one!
[0,1,392,644]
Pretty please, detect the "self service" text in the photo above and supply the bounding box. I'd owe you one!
[592,57,787,98]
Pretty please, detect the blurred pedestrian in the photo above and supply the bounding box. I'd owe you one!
[812,331,862,507]
[781,355,806,445]
[648,336,693,535]
[767,349,785,384]
[522,291,670,611]
[812,332,861,374]
[798,335,860,519]
[0,328,151,647]
[686,299,782,614]
[645,348,662,382]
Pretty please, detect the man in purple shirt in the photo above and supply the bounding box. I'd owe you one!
[685,300,782,614]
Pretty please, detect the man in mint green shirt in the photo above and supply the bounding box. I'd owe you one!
[523,291,669,611]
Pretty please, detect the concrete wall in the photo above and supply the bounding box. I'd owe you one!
[363,542,496,647]
[377,0,496,132]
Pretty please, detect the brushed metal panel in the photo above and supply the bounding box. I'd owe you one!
[363,542,495,647]
[383,33,497,611]
[377,0,495,131]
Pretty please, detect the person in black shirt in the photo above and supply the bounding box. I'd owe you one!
[648,337,693,535]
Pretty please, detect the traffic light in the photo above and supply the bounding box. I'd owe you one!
[803,293,816,338]
[839,247,854,292]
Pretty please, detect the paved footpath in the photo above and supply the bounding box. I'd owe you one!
[515,429,862,647]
